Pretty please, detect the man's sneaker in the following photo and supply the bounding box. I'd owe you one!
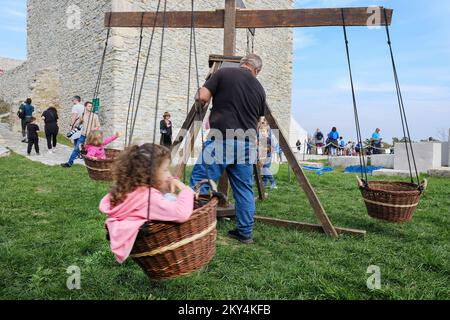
[48,150,53,154]
[61,163,71,168]
[227,229,254,244]
[271,185,278,190]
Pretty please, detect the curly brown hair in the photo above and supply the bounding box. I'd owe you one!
[109,143,171,207]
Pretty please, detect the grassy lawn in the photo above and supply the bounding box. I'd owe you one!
[0,153,449,300]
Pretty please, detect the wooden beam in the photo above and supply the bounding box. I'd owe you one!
[255,216,366,236]
[254,164,267,201]
[224,0,237,55]
[105,7,393,28]
[264,106,339,237]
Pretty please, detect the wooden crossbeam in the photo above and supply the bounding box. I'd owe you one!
[105,7,393,28]
[254,216,366,237]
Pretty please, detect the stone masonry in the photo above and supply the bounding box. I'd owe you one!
[0,0,294,149]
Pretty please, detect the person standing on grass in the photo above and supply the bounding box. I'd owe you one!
[68,96,84,152]
[18,98,35,143]
[61,101,100,168]
[26,117,40,156]
[258,117,277,190]
[191,53,267,244]
[41,107,59,154]
[160,112,173,148]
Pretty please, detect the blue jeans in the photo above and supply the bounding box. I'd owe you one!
[190,139,256,238]
[67,135,86,166]
[261,156,276,187]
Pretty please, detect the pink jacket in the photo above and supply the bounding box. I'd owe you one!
[99,186,195,263]
[85,135,118,160]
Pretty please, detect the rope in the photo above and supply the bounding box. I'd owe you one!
[85,12,112,139]
[341,9,369,185]
[191,0,212,187]
[125,13,145,148]
[128,0,163,145]
[383,9,420,187]
[145,0,168,223]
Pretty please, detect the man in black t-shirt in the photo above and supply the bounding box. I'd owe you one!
[26,117,40,156]
[190,54,267,244]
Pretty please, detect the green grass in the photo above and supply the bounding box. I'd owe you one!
[0,153,449,300]
[37,132,73,147]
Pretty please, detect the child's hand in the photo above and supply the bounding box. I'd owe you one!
[169,178,187,193]
[115,132,122,138]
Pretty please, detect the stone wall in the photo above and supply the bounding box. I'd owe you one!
[0,57,24,72]
[0,0,293,149]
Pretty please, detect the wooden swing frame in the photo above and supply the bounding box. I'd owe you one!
[105,1,394,237]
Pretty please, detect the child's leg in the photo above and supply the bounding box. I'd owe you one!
[262,175,268,187]
[27,141,32,155]
[269,174,276,187]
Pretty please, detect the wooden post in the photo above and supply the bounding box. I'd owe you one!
[219,0,237,203]
[224,0,237,55]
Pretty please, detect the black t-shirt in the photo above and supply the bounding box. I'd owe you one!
[204,67,267,136]
[42,109,58,124]
[27,123,40,139]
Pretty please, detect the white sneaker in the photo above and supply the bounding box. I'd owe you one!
[52,149,56,153]
[48,150,53,154]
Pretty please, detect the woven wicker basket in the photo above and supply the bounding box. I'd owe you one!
[83,149,121,181]
[357,176,427,223]
[130,180,219,280]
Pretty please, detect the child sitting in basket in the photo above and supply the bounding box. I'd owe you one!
[99,143,195,263]
[84,130,121,160]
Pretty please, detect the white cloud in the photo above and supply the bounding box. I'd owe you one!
[4,8,26,18]
[294,30,316,51]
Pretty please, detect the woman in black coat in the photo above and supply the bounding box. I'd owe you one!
[41,107,59,153]
[160,112,173,148]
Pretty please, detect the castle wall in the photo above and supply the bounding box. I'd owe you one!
[0,0,293,148]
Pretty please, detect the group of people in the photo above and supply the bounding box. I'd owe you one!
[17,96,120,165]
[17,98,59,156]
[307,127,384,156]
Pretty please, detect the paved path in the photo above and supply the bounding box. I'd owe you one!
[0,124,84,166]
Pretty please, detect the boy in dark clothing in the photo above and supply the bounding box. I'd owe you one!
[26,117,40,156]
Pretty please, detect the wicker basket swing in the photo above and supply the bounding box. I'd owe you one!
[357,176,427,223]
[83,149,121,182]
[126,180,221,280]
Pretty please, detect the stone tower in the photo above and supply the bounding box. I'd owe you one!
[0,0,294,148]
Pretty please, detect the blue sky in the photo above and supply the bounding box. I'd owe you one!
[0,0,449,142]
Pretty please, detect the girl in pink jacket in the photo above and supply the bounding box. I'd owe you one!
[84,130,120,160]
[99,143,195,263]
